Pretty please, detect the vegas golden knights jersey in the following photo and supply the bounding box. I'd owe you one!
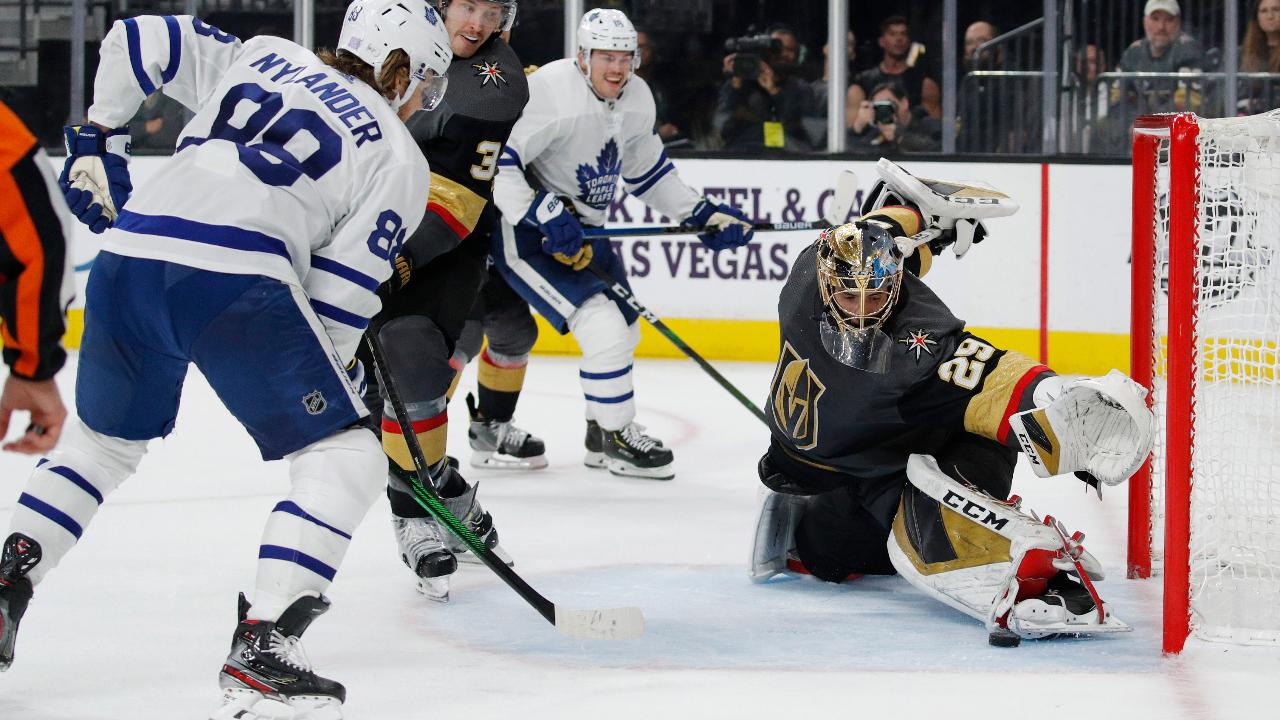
[767,209,1052,486]
[402,37,529,264]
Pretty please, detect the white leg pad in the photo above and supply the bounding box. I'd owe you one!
[568,293,640,430]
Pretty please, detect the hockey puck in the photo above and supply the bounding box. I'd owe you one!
[988,627,1022,648]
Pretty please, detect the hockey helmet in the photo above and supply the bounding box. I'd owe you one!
[814,221,904,372]
[338,0,453,112]
[435,0,517,35]
[576,9,641,92]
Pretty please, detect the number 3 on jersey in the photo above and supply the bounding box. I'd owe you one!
[470,141,502,181]
[937,338,996,390]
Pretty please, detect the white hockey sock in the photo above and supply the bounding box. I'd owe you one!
[8,420,146,585]
[251,427,384,622]
[569,294,640,431]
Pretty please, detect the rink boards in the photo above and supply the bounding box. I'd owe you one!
[53,156,1133,376]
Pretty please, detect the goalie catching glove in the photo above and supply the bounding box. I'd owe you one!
[1008,369,1154,487]
[60,124,132,234]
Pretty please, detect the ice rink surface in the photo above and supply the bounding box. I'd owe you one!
[1,354,1278,719]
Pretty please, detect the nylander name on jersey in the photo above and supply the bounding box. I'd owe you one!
[247,52,385,147]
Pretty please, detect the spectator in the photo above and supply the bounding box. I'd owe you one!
[714,26,817,152]
[850,81,939,153]
[1239,0,1280,115]
[635,31,687,146]
[849,15,940,135]
[964,21,999,70]
[128,93,187,152]
[806,30,856,149]
[1072,44,1113,153]
[1113,0,1205,117]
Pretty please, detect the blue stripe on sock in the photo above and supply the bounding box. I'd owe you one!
[17,493,83,539]
[258,544,337,581]
[579,365,633,381]
[48,466,104,505]
[584,390,635,405]
[272,501,352,540]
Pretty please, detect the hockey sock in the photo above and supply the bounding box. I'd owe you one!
[445,353,465,403]
[382,408,448,471]
[476,349,528,422]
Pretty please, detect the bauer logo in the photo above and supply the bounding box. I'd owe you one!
[941,491,1009,531]
[302,390,327,416]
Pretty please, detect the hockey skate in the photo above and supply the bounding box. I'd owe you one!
[466,394,548,470]
[0,533,40,672]
[585,420,674,480]
[388,464,514,571]
[212,592,345,720]
[393,515,457,602]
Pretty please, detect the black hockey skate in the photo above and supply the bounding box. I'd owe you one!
[212,592,345,720]
[587,420,674,480]
[466,394,548,470]
[0,533,40,672]
[393,514,457,602]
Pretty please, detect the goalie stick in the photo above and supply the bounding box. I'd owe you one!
[364,333,645,641]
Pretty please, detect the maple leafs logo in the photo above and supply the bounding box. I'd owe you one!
[575,139,622,210]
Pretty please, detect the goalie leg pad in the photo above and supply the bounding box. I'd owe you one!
[888,453,1128,639]
[1009,369,1154,486]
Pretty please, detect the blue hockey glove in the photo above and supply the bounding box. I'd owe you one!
[686,199,754,251]
[524,192,592,270]
[345,358,367,397]
[60,125,132,234]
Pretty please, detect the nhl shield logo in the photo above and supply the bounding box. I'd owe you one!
[770,341,826,451]
[302,390,327,416]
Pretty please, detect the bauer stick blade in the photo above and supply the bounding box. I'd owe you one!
[823,170,859,227]
[555,606,646,641]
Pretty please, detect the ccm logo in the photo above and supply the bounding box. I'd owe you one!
[1013,430,1042,467]
[942,490,1009,531]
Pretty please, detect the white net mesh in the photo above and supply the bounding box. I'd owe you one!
[1148,111,1280,645]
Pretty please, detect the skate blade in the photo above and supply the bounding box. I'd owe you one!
[583,451,606,469]
[606,458,675,481]
[1009,611,1132,638]
[416,576,450,603]
[289,695,344,720]
[470,451,549,470]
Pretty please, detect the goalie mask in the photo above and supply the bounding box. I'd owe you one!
[815,221,904,373]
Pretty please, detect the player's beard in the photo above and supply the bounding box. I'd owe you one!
[818,316,892,373]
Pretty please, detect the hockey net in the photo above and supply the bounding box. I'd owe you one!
[1130,111,1280,654]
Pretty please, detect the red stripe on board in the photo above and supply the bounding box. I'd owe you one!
[1040,163,1049,364]
[996,365,1050,444]
[381,411,448,435]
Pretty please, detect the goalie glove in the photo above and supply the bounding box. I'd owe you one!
[60,125,132,234]
[1008,370,1155,487]
[867,158,1015,260]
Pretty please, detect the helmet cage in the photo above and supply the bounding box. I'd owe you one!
[816,221,904,334]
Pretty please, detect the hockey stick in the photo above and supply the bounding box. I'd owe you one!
[582,169,860,240]
[587,264,770,426]
[364,333,645,641]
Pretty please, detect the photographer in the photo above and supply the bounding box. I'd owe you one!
[850,81,940,153]
[713,26,817,152]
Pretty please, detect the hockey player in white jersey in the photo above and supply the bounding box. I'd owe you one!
[0,3,450,717]
[491,8,753,480]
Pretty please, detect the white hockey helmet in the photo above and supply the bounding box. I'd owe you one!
[576,8,641,87]
[338,0,453,111]
[436,0,518,35]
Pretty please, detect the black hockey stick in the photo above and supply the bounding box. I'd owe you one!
[587,264,769,426]
[364,333,645,641]
[582,219,831,239]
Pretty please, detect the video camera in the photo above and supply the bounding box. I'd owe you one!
[724,34,782,80]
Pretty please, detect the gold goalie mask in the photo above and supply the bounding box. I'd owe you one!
[815,220,903,373]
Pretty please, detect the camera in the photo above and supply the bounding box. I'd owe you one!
[725,34,781,80]
[873,100,897,125]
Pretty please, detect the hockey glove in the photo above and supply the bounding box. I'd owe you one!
[525,192,592,270]
[60,125,132,234]
[686,199,754,251]
[345,358,367,397]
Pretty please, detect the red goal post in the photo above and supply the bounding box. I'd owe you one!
[1130,112,1280,654]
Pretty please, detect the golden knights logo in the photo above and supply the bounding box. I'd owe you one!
[770,341,826,450]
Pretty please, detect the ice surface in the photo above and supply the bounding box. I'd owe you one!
[1,354,1277,719]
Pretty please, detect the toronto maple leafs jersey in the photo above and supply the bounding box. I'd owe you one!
[84,15,429,363]
[402,36,527,263]
[767,208,1053,484]
[492,58,701,227]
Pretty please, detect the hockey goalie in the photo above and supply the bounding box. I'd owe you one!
[751,159,1153,645]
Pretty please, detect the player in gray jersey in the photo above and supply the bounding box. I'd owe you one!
[751,160,1154,645]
